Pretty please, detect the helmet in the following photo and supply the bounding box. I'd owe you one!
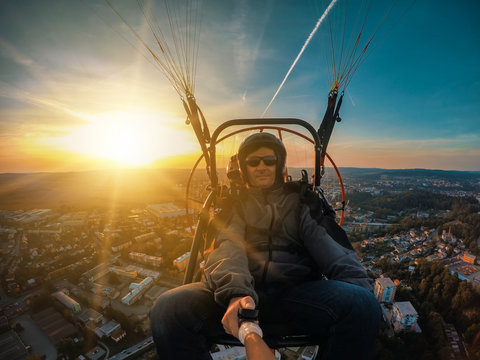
[237,132,287,187]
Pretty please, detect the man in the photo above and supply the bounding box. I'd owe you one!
[150,132,381,359]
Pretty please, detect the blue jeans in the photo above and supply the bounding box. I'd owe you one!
[150,280,381,360]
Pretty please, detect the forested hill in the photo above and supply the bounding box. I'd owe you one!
[338,167,480,180]
[347,189,479,213]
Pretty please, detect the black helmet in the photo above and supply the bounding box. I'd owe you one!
[237,132,287,187]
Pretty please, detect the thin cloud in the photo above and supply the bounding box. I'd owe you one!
[0,37,35,67]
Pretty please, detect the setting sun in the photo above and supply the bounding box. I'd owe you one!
[49,110,198,167]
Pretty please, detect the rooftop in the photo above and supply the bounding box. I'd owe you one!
[394,301,418,316]
[0,330,28,360]
[376,277,395,287]
[31,307,78,343]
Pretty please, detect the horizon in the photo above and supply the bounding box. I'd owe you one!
[1,165,479,176]
[1,0,479,173]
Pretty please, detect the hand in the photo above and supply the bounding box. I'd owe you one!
[221,296,255,338]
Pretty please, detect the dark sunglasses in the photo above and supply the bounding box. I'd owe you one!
[245,155,278,167]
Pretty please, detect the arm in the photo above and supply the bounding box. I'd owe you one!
[299,205,372,290]
[244,333,277,360]
[203,212,258,307]
[226,296,276,360]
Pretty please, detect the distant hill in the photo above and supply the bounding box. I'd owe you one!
[0,168,478,210]
[0,168,204,210]
[337,167,480,180]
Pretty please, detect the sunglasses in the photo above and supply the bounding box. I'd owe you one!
[245,155,278,167]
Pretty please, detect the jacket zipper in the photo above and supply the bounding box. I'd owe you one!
[260,198,274,286]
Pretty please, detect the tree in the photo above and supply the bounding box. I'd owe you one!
[29,293,53,313]
[427,312,446,347]
[57,337,77,358]
[452,282,474,310]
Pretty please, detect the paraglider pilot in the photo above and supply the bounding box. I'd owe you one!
[150,132,381,359]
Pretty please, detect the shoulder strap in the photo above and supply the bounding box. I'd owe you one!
[284,179,353,251]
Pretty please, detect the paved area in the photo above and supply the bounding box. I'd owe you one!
[111,298,150,317]
[13,313,57,360]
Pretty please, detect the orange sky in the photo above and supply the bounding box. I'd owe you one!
[1,1,479,174]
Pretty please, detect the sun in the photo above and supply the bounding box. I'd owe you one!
[51,109,197,166]
[101,119,148,165]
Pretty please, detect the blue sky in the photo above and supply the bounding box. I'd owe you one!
[0,0,479,172]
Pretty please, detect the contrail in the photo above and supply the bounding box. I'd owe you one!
[261,0,339,117]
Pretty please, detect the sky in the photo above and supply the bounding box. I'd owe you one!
[0,0,479,174]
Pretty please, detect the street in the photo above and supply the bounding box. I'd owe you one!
[12,313,57,360]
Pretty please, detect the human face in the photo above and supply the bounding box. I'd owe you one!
[245,147,276,189]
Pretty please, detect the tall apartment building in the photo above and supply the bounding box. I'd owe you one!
[391,301,420,333]
[374,277,396,304]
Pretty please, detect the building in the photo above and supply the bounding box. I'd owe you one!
[82,263,110,282]
[110,266,138,279]
[94,320,126,342]
[47,263,77,280]
[121,277,153,305]
[129,252,163,267]
[173,252,190,272]
[391,301,420,333]
[111,240,132,252]
[108,337,154,360]
[77,308,104,325]
[53,290,81,313]
[125,265,161,280]
[374,277,396,304]
[462,252,476,264]
[85,346,106,360]
[111,327,127,342]
[147,203,192,219]
[134,232,157,243]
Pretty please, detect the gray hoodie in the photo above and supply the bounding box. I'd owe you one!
[203,184,371,308]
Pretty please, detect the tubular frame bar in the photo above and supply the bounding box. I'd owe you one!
[183,190,216,284]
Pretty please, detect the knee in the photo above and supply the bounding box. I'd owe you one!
[350,286,381,324]
[150,291,172,322]
[149,283,215,334]
[150,292,172,336]
[150,288,186,326]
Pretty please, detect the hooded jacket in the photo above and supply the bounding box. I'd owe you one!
[203,184,371,308]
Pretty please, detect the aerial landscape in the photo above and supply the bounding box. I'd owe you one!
[0,0,479,360]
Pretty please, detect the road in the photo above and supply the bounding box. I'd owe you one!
[99,340,110,359]
[12,313,57,360]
